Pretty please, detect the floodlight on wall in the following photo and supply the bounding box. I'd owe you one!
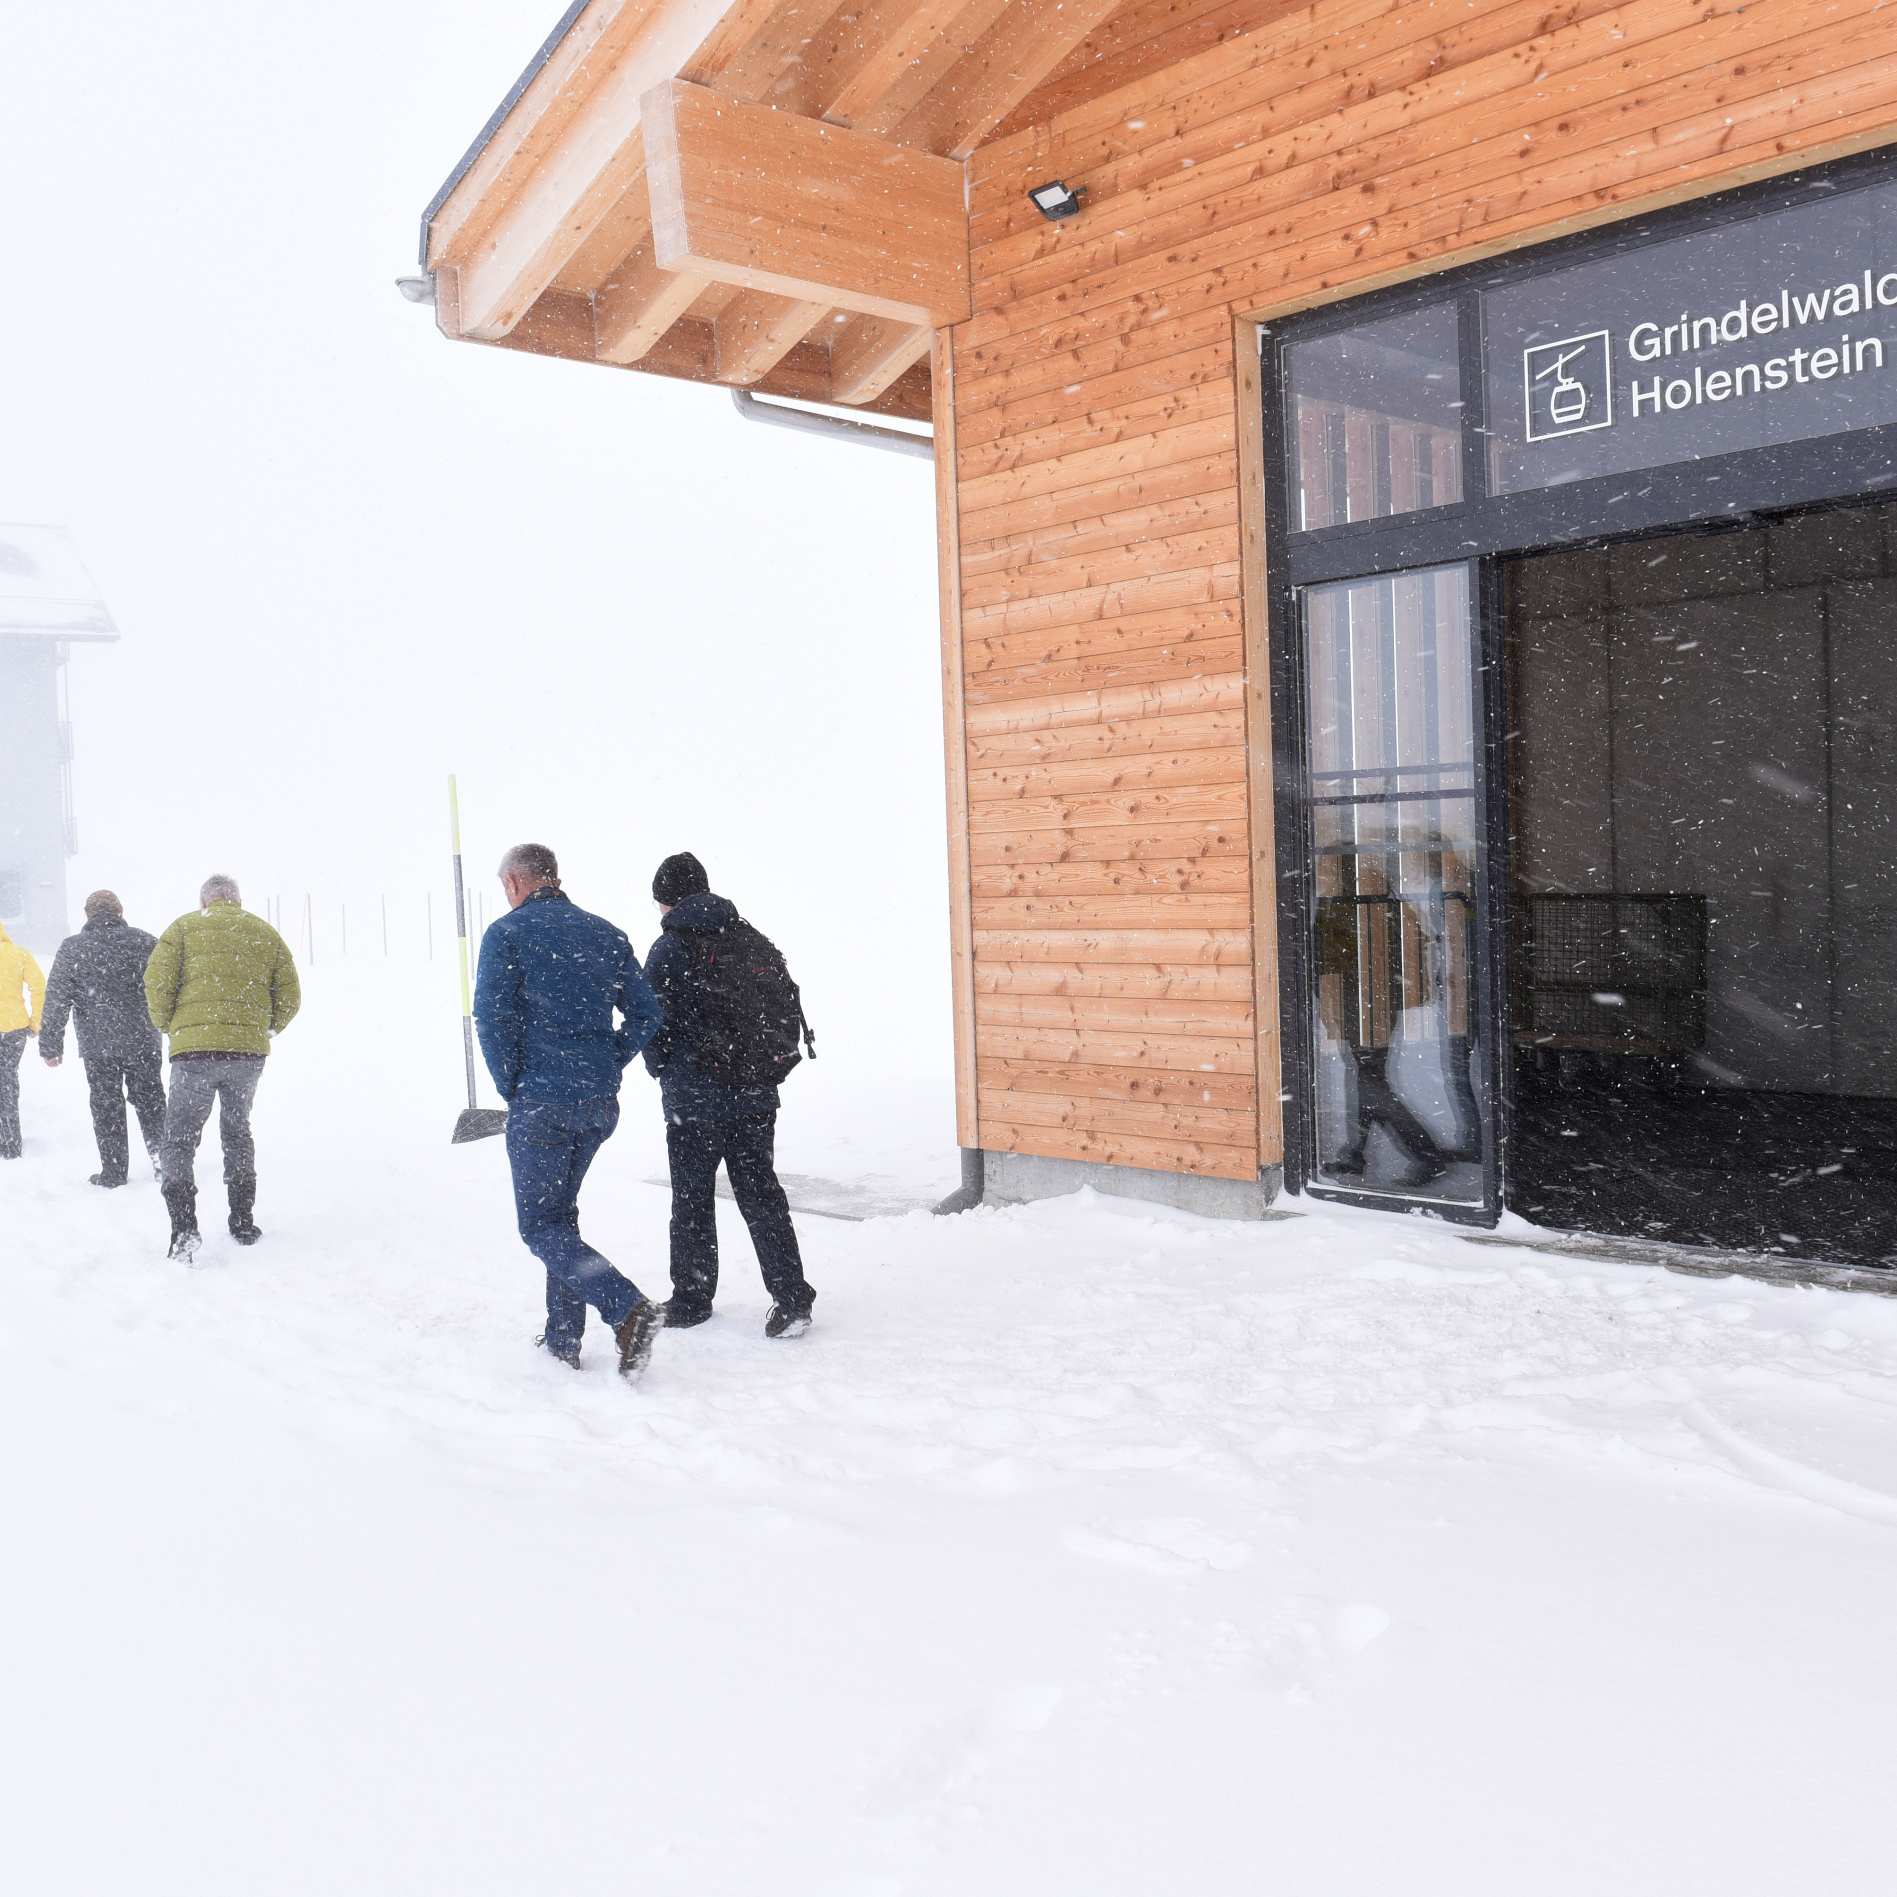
[394,274,436,305]
[1028,180,1082,221]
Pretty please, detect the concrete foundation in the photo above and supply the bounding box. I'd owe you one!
[980,1148,1289,1222]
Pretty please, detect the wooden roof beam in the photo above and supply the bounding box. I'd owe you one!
[712,0,859,101]
[780,0,1007,124]
[881,0,1133,156]
[427,0,646,274]
[694,0,998,390]
[708,0,1130,398]
[644,79,971,325]
[433,0,738,343]
[584,140,709,362]
[598,249,710,363]
[716,295,835,383]
[830,314,933,403]
[477,290,931,418]
[847,0,1017,136]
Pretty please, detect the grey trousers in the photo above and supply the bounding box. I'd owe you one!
[0,1029,28,1157]
[160,1055,265,1194]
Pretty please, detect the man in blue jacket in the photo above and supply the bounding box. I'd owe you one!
[474,842,665,1382]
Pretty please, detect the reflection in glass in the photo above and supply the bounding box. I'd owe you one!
[1304,566,1486,1203]
[1285,303,1465,532]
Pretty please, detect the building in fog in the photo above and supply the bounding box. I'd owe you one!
[0,526,118,950]
[415,2,1897,1269]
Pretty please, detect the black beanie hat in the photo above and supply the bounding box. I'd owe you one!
[652,852,710,904]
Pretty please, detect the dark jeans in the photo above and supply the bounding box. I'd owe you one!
[505,1094,645,1355]
[160,1055,265,1197]
[665,1105,813,1318]
[86,1049,167,1183]
[0,1029,27,1157]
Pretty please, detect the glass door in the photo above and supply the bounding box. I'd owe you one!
[1299,562,1493,1210]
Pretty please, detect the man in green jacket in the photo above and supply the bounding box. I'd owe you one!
[145,874,301,1260]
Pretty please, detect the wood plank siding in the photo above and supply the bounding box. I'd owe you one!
[946,0,1897,1183]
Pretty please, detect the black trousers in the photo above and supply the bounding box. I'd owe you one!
[85,1049,167,1183]
[665,1106,814,1318]
[1333,1045,1448,1176]
[0,1029,27,1157]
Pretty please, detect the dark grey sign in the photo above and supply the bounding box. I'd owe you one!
[1485,177,1897,492]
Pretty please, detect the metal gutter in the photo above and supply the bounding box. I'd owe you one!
[729,389,933,459]
[932,1148,985,1215]
[417,0,593,266]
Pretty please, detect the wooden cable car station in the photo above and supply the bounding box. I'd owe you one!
[420,0,1897,1267]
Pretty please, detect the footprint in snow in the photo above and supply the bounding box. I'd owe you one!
[871,1684,1066,1816]
[1065,1516,1254,1576]
[1332,1601,1393,1654]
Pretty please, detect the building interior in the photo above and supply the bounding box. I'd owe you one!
[1507,501,1897,1262]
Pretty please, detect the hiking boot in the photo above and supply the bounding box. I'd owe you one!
[163,1182,200,1262]
[536,1333,582,1370]
[659,1300,713,1329]
[613,1301,661,1383]
[765,1305,813,1340]
[228,1175,261,1246]
[89,1172,127,1189]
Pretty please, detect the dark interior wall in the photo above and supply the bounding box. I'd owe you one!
[1509,503,1897,1098]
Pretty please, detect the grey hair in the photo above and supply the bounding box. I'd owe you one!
[498,842,560,888]
[200,874,241,907]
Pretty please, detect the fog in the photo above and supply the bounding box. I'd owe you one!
[1,0,947,1066]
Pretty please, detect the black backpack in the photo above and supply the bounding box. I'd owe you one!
[681,919,816,1088]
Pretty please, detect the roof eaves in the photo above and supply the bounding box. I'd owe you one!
[416,0,594,267]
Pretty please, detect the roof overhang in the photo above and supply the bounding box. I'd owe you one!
[0,525,119,644]
[418,0,1137,419]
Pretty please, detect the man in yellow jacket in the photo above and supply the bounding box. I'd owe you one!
[145,874,300,1260]
[0,920,47,1160]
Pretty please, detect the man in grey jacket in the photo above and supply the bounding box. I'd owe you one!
[39,890,166,1188]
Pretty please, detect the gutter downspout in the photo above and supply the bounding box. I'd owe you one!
[730,389,933,460]
[932,1147,984,1215]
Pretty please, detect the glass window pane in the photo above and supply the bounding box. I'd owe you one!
[1285,303,1465,532]
[1303,565,1487,1204]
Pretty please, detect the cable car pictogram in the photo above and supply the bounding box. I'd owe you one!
[1534,342,1591,426]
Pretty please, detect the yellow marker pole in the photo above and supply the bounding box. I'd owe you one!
[451,774,479,1114]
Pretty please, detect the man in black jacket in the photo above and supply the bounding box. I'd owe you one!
[644,852,816,1338]
[39,890,166,1188]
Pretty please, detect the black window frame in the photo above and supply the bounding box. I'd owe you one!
[1261,143,1897,1213]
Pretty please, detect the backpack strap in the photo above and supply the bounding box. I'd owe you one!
[790,975,816,1062]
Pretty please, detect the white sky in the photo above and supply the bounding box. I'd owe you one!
[0,0,947,1057]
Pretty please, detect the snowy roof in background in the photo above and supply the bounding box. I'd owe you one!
[0,523,119,641]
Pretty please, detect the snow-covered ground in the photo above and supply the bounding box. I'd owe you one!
[7,963,1897,1896]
